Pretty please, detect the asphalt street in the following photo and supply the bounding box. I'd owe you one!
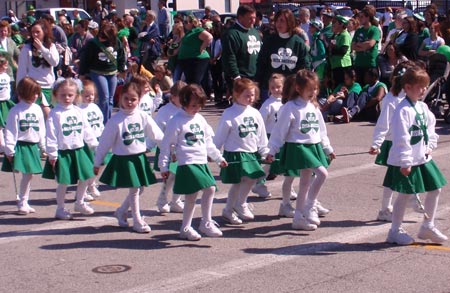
[1,102,450,292]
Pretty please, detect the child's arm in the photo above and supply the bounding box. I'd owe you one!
[94,122,115,168]
[370,95,395,153]
[317,108,335,157]
[143,114,164,148]
[255,112,269,157]
[45,112,59,162]
[425,104,438,154]
[204,120,226,165]
[267,105,291,155]
[213,115,231,150]
[158,119,178,173]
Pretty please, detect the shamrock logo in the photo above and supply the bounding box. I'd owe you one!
[247,35,261,55]
[409,125,423,145]
[185,123,204,146]
[238,117,258,138]
[98,46,117,63]
[19,113,40,132]
[271,47,298,70]
[300,112,319,134]
[122,123,145,145]
[62,116,82,136]
[87,111,101,129]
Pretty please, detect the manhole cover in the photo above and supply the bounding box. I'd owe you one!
[92,264,131,274]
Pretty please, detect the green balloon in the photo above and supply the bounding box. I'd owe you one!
[437,45,450,62]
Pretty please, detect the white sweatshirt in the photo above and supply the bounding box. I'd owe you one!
[16,43,59,89]
[79,102,104,138]
[4,101,45,156]
[214,103,269,156]
[154,102,180,131]
[159,110,224,171]
[371,90,405,149]
[94,108,163,167]
[387,98,437,168]
[46,104,98,160]
[259,95,283,134]
[139,93,156,117]
[0,72,11,101]
[268,97,333,155]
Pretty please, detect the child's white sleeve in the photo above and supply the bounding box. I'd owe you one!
[38,109,46,152]
[4,109,18,156]
[158,120,178,172]
[94,122,115,167]
[82,112,99,150]
[392,107,413,168]
[45,112,59,161]
[426,106,438,151]
[268,105,290,155]
[213,117,231,150]
[256,112,269,157]
[371,99,394,149]
[318,108,334,155]
[144,115,164,148]
[153,91,163,110]
[204,121,224,163]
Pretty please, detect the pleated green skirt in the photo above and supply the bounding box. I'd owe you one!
[280,142,329,171]
[220,151,265,184]
[174,164,216,194]
[375,140,392,166]
[2,141,42,174]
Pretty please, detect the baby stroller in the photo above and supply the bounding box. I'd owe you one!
[423,53,450,123]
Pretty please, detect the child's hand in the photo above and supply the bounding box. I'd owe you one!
[219,160,228,168]
[400,166,411,177]
[328,153,336,161]
[368,147,380,155]
[93,167,100,175]
[161,171,170,180]
[265,154,274,163]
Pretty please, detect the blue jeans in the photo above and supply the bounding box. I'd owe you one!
[90,72,117,124]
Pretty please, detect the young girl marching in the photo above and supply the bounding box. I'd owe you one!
[384,66,447,245]
[42,78,99,220]
[153,80,186,214]
[0,54,15,153]
[214,78,269,225]
[267,69,335,231]
[369,61,416,222]
[2,77,45,214]
[78,79,104,201]
[159,84,227,240]
[94,81,163,233]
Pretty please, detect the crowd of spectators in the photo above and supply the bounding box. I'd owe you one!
[2,1,450,124]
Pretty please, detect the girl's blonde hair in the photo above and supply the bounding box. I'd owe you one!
[232,78,260,104]
[17,77,41,103]
[269,73,285,87]
[294,69,319,107]
[52,78,81,104]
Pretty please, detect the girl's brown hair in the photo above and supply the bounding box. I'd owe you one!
[29,19,54,48]
[401,66,430,89]
[120,81,143,104]
[16,77,41,103]
[274,9,297,35]
[281,74,297,104]
[130,74,150,91]
[294,69,319,106]
[179,84,207,108]
[232,78,260,104]
[170,80,187,97]
[390,60,418,96]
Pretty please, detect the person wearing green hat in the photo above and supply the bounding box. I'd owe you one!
[26,6,36,25]
[329,15,352,86]
[309,19,326,82]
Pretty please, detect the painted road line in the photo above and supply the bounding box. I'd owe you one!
[90,200,121,208]
[0,216,117,244]
[412,244,450,251]
[120,205,450,293]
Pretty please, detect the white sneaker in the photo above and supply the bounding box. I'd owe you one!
[417,225,448,243]
[84,193,95,202]
[234,203,254,221]
[55,208,73,220]
[386,227,415,245]
[278,202,295,218]
[314,200,330,216]
[290,189,298,200]
[114,208,129,227]
[349,105,359,117]
[199,219,223,237]
[88,184,101,197]
[377,208,393,222]
[222,208,243,225]
[292,211,317,231]
[170,199,184,213]
[156,197,170,213]
[303,206,320,225]
[74,202,95,215]
[179,226,201,241]
[133,217,151,233]
[252,184,272,198]
[17,204,30,215]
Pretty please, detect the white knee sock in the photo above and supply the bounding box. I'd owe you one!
[18,173,33,205]
[75,180,89,205]
[391,193,409,231]
[201,186,215,222]
[181,192,198,230]
[422,189,440,227]
[282,176,295,205]
[236,177,256,206]
[56,184,68,210]
[129,187,144,225]
[305,166,328,208]
[381,187,394,211]
[295,170,313,212]
[225,183,240,211]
